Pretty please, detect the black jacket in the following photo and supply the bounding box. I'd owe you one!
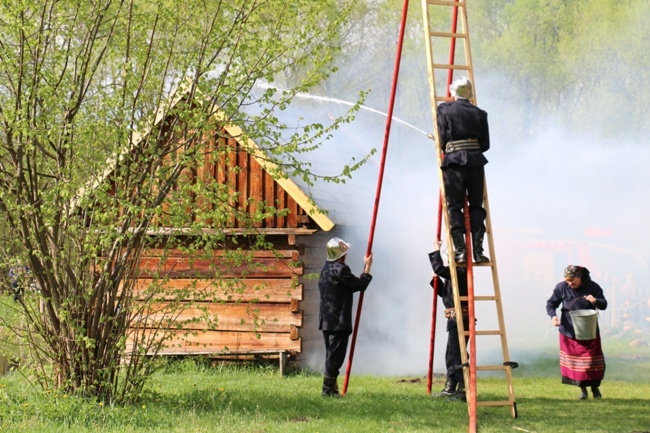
[436,99,489,169]
[546,279,607,339]
[429,250,468,331]
[318,259,372,332]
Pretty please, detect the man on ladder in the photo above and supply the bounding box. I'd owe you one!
[429,240,469,401]
[436,76,490,264]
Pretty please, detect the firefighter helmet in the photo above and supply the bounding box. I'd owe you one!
[326,237,350,261]
[450,76,473,100]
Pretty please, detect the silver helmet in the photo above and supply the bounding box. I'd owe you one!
[326,237,351,261]
[450,76,473,100]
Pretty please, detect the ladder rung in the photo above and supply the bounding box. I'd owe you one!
[454,261,492,267]
[429,31,467,39]
[477,400,514,408]
[465,330,502,336]
[476,365,508,371]
[432,63,470,71]
[435,96,453,103]
[459,295,497,301]
[427,0,466,7]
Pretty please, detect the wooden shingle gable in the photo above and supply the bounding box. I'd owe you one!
[221,123,334,232]
[73,87,334,233]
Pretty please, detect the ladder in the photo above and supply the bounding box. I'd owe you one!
[421,0,518,430]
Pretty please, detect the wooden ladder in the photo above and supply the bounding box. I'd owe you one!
[421,0,518,430]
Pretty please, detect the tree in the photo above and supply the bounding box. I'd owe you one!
[470,0,650,141]
[0,0,370,402]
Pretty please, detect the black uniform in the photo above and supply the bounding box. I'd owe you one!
[429,250,468,383]
[318,259,372,379]
[436,99,490,235]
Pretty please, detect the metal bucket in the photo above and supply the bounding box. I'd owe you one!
[570,309,598,340]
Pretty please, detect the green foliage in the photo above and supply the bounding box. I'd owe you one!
[470,0,650,140]
[0,0,371,403]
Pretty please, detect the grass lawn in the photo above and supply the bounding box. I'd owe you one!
[1,355,649,433]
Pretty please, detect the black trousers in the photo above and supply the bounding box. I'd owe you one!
[446,321,469,382]
[443,165,486,235]
[322,330,350,378]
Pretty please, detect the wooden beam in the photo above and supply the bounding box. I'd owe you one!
[135,256,303,278]
[141,227,318,236]
[126,330,301,354]
[131,278,303,302]
[132,302,303,333]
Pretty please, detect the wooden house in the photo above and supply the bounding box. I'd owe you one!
[81,86,442,375]
[77,88,352,374]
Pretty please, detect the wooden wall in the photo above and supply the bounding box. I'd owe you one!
[127,245,303,357]
[124,126,319,362]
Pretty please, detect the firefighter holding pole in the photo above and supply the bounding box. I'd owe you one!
[318,238,373,397]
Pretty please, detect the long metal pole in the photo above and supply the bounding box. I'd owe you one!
[341,0,410,396]
[426,192,444,394]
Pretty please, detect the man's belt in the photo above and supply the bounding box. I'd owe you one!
[445,138,480,152]
[444,307,470,319]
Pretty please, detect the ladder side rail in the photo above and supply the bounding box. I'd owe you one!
[482,185,518,416]
[445,2,480,429]
[458,0,477,102]
[421,0,447,396]
[420,0,472,395]
[421,0,470,405]
[463,205,478,433]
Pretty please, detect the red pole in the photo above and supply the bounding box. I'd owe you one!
[447,6,459,89]
[426,191,444,394]
[341,0,410,396]
[465,203,477,433]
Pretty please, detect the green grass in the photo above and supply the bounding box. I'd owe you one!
[2,294,649,432]
[1,358,649,433]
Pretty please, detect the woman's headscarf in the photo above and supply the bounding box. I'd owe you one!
[564,265,591,282]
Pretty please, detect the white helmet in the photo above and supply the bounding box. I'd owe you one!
[326,237,350,261]
[450,76,473,100]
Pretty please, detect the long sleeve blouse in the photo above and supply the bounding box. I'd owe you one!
[546,279,607,339]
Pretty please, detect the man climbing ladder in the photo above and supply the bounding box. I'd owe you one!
[422,1,519,431]
[436,76,490,264]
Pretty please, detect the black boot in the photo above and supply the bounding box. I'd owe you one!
[322,376,339,397]
[454,381,467,401]
[471,230,490,263]
[579,386,588,400]
[434,378,457,397]
[592,386,602,399]
[451,233,467,264]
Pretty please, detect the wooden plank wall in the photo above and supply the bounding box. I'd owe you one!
[157,132,310,229]
[122,125,318,360]
[127,246,303,356]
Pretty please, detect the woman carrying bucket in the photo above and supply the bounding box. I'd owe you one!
[546,265,608,400]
